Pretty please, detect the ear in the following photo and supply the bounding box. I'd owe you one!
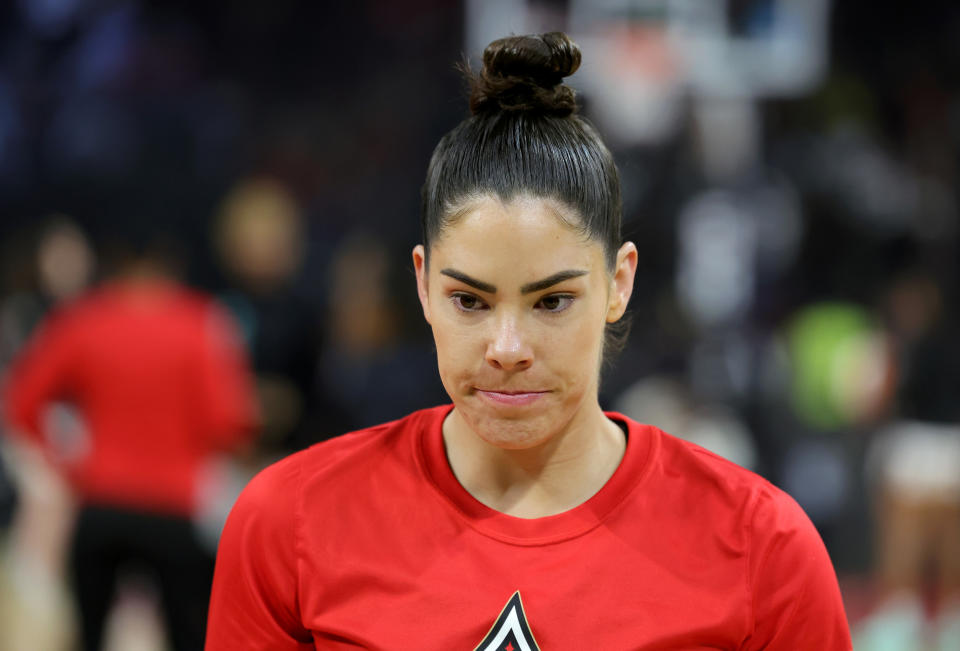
[412,244,431,323]
[606,242,638,323]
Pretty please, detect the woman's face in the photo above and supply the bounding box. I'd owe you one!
[413,194,637,450]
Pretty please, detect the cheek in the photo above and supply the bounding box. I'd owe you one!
[549,312,607,381]
[430,315,478,377]
[512,317,604,391]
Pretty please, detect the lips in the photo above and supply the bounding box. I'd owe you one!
[475,389,548,406]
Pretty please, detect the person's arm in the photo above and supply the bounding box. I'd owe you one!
[742,487,853,650]
[205,455,313,650]
[3,310,76,443]
[196,302,259,453]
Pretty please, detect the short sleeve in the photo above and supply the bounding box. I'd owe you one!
[742,487,852,650]
[205,455,312,650]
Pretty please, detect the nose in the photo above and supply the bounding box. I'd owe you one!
[485,312,533,371]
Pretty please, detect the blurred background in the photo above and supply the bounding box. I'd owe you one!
[0,0,958,649]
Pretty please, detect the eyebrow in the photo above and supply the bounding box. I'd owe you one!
[520,270,589,294]
[439,268,588,295]
[439,269,496,293]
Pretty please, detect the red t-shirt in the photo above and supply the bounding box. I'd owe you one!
[3,281,257,516]
[206,405,852,650]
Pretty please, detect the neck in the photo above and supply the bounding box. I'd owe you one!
[442,405,626,519]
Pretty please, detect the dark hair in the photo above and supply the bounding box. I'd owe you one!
[421,32,622,268]
[420,32,630,360]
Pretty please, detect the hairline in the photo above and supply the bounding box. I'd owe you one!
[423,191,610,269]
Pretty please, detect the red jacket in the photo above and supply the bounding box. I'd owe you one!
[3,280,258,516]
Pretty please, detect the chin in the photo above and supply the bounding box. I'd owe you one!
[459,402,563,451]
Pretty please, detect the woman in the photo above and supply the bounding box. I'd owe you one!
[4,227,258,651]
[205,32,851,649]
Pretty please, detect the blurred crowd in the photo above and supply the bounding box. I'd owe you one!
[0,1,958,649]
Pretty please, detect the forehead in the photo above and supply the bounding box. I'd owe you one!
[430,194,604,274]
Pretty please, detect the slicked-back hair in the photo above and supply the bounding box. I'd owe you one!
[419,32,630,362]
[420,110,622,270]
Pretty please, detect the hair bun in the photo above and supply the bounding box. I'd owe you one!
[469,32,581,117]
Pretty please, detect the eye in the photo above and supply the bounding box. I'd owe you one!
[536,294,574,313]
[451,292,489,312]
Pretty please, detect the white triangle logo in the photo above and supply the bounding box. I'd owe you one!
[474,591,541,651]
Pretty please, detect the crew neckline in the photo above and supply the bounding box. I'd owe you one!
[417,405,659,546]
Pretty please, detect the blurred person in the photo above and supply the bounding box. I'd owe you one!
[758,300,898,593]
[2,220,258,651]
[0,215,97,368]
[214,176,331,455]
[0,215,97,651]
[206,33,851,649]
[320,232,446,431]
[855,268,960,651]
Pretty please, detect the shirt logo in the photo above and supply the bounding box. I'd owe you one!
[474,591,541,651]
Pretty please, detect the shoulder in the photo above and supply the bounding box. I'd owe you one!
[243,406,445,503]
[618,418,849,645]
[168,287,228,322]
[629,416,786,510]
[221,407,440,555]
[155,288,247,349]
[39,290,103,328]
[648,423,828,562]
[618,415,816,543]
[13,292,99,351]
